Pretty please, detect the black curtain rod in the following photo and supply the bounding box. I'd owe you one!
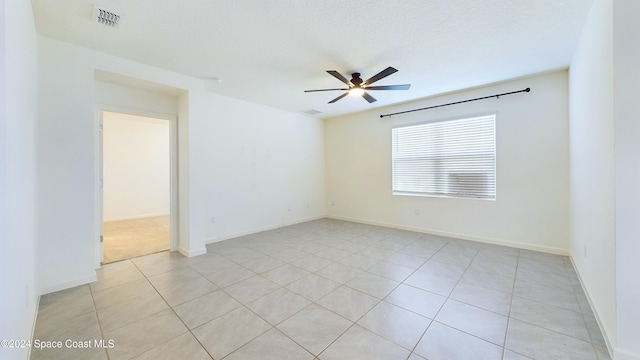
[380,87,531,118]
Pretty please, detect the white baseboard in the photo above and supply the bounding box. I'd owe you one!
[39,272,97,295]
[104,213,170,223]
[569,259,640,360]
[568,256,615,359]
[178,246,207,258]
[205,215,326,245]
[614,348,640,360]
[327,215,570,255]
[26,294,40,359]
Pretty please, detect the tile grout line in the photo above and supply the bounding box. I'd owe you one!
[385,235,452,359]
[88,273,111,360]
[35,219,606,360]
[406,242,518,358]
[392,238,443,357]
[501,249,520,359]
[133,255,217,360]
[222,228,353,359]
[182,242,322,359]
[505,250,602,359]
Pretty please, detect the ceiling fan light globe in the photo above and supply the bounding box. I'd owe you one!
[349,88,365,97]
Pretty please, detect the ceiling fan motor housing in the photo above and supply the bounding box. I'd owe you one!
[351,73,363,87]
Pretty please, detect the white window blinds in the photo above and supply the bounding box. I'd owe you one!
[392,114,496,200]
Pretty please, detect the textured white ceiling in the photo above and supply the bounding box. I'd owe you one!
[31,0,594,119]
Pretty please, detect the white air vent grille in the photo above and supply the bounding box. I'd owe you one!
[303,109,323,115]
[93,5,121,27]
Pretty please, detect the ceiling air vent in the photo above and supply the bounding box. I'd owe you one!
[92,5,121,27]
[303,109,323,115]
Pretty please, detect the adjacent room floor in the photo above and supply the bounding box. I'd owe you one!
[102,215,170,264]
[31,219,610,360]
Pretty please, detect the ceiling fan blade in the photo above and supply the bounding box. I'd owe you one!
[304,88,350,92]
[363,66,398,86]
[362,92,377,103]
[328,92,349,103]
[365,84,411,91]
[327,70,351,86]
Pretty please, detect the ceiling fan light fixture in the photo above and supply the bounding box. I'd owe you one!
[349,87,365,97]
[304,67,409,104]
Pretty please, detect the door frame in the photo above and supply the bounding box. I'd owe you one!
[94,105,179,267]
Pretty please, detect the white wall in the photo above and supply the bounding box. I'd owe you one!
[189,90,326,243]
[326,71,570,253]
[178,93,192,254]
[613,1,640,358]
[103,112,170,221]
[95,79,179,116]
[37,36,325,292]
[38,37,103,293]
[0,1,39,359]
[568,0,617,353]
[569,1,640,358]
[37,37,197,292]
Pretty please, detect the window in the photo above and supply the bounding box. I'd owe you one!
[391,114,496,200]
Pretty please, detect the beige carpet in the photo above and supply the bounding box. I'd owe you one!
[103,215,170,264]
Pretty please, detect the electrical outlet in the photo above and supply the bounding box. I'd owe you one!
[210,216,215,224]
[331,200,335,206]
[287,205,292,212]
[414,209,420,215]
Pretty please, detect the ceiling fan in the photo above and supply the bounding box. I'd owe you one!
[304,66,411,103]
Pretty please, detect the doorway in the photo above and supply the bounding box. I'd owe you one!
[101,111,173,264]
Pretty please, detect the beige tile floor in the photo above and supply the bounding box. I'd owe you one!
[31,219,610,360]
